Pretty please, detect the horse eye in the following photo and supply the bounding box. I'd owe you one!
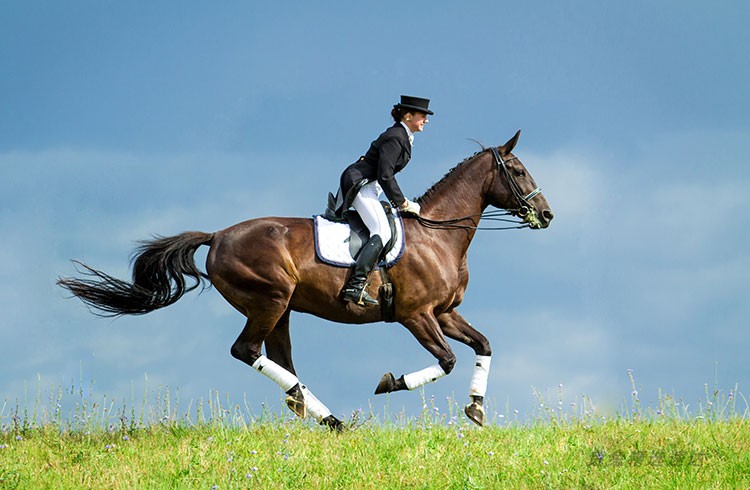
[514,169,526,178]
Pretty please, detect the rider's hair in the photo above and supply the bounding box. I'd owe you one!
[391,106,408,123]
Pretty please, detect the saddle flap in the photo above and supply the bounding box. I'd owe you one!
[344,211,368,258]
[345,202,397,261]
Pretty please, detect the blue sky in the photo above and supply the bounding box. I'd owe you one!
[1,2,748,423]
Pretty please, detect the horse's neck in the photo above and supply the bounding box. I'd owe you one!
[415,153,493,257]
[420,153,491,221]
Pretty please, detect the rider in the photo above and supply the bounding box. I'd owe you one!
[337,95,432,306]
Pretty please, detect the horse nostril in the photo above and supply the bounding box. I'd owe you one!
[542,210,554,222]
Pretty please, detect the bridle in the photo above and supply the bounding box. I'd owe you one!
[415,147,543,231]
[489,146,543,229]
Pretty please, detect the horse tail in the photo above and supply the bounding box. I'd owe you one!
[58,231,215,317]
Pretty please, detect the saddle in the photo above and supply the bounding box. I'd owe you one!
[314,200,403,267]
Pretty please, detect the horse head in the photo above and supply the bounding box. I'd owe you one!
[485,130,554,229]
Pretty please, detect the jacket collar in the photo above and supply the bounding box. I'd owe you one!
[399,121,415,145]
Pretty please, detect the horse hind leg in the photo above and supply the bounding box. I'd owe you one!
[261,310,305,418]
[245,309,344,431]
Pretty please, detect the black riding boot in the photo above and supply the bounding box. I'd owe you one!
[342,235,384,306]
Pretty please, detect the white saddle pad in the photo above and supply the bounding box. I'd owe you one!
[313,211,406,268]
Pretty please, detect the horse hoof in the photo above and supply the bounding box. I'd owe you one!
[464,402,485,427]
[374,372,396,394]
[285,392,306,419]
[320,415,345,432]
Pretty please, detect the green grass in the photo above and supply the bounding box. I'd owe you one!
[1,380,748,489]
[2,417,749,489]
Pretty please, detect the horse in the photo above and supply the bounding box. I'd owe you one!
[58,130,553,431]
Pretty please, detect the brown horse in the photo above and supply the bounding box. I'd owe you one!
[58,130,553,430]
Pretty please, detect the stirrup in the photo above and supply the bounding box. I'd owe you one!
[343,285,379,307]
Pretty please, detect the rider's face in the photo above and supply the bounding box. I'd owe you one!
[403,111,429,133]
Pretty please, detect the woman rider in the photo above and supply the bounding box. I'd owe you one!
[338,95,433,306]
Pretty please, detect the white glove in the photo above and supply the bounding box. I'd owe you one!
[400,199,421,216]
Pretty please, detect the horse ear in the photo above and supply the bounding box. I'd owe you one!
[500,130,521,156]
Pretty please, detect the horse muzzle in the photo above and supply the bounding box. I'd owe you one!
[519,206,554,229]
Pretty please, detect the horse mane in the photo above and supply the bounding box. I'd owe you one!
[416,143,488,206]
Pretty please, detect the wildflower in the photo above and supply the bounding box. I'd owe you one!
[251,467,258,472]
[0,444,8,449]
[105,444,115,450]
[487,451,494,456]
[250,450,257,455]
[123,435,130,441]
[15,435,22,441]
[245,473,254,479]
[544,460,549,466]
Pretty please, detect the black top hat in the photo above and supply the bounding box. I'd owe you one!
[394,95,433,115]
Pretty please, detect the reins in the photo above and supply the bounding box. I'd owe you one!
[415,210,529,231]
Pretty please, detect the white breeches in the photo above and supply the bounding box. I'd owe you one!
[351,181,392,245]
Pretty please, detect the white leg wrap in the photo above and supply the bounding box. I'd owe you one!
[468,355,492,397]
[300,384,333,421]
[251,355,299,392]
[403,364,446,390]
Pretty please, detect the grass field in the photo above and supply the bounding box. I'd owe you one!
[1,381,748,489]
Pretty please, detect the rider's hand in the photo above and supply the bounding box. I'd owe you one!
[400,199,421,216]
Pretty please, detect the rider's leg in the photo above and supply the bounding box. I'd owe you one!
[342,182,390,306]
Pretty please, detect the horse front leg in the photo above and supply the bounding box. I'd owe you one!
[437,310,492,427]
[375,311,456,394]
